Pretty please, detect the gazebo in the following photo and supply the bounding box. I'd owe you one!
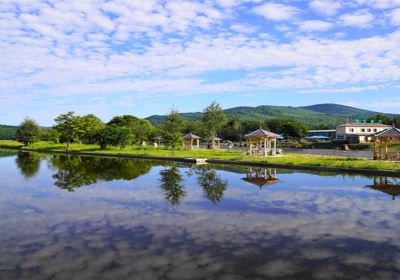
[183,132,200,150]
[205,136,222,149]
[372,126,400,161]
[242,167,279,189]
[152,136,163,147]
[245,128,279,156]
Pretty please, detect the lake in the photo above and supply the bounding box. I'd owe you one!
[0,150,399,280]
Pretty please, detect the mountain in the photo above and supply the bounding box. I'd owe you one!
[299,103,393,117]
[0,125,18,140]
[146,103,397,127]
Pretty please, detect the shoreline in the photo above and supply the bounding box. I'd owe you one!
[16,147,400,177]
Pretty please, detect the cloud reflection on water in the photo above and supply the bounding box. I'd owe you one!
[0,152,399,279]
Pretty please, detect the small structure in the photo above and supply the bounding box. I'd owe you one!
[183,132,200,150]
[242,167,279,189]
[366,177,400,200]
[152,136,163,148]
[308,129,336,140]
[205,136,222,149]
[245,128,279,156]
[372,126,400,161]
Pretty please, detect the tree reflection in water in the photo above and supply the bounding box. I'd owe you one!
[159,166,185,206]
[49,155,153,191]
[195,167,227,204]
[15,152,41,179]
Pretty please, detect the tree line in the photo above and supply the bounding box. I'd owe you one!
[17,101,400,150]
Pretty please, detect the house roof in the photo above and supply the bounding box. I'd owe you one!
[204,136,222,141]
[337,123,391,127]
[245,128,279,139]
[373,126,400,138]
[183,132,200,139]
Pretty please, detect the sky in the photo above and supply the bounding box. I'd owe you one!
[1,0,400,125]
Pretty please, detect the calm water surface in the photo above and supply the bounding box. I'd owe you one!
[0,150,399,280]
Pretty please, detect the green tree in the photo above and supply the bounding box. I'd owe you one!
[80,114,105,144]
[266,119,308,142]
[196,168,227,204]
[201,101,227,138]
[108,115,153,144]
[160,109,185,150]
[16,117,40,146]
[53,112,84,151]
[15,152,41,179]
[95,126,132,150]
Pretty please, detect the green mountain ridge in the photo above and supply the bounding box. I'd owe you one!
[146,103,397,127]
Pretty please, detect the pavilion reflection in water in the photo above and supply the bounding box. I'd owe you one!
[242,167,279,189]
[366,177,400,200]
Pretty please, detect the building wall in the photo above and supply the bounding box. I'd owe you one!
[336,124,390,142]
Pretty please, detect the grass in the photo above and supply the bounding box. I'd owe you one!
[0,140,399,172]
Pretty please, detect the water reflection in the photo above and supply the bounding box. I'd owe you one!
[366,177,400,200]
[1,151,400,279]
[159,166,186,205]
[242,167,279,189]
[15,152,41,179]
[195,167,227,204]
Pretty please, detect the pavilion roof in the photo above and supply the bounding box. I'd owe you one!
[183,132,200,139]
[373,126,400,138]
[242,176,279,187]
[204,136,222,141]
[245,128,279,139]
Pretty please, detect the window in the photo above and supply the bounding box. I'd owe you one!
[349,128,355,132]
[367,129,371,132]
[361,128,365,132]
[373,129,377,132]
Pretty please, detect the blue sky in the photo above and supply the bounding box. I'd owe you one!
[1,0,400,125]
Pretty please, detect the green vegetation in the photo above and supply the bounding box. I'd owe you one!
[16,118,41,145]
[201,101,228,138]
[0,125,18,140]
[160,109,186,150]
[1,140,399,172]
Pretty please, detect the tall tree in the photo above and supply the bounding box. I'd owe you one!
[201,102,227,138]
[53,112,84,151]
[160,109,185,150]
[159,166,185,205]
[80,114,105,144]
[107,115,153,144]
[16,117,40,146]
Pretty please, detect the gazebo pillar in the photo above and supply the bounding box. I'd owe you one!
[264,138,267,156]
[196,139,199,149]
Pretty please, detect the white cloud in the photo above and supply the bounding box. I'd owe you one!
[297,20,334,32]
[253,2,300,21]
[338,10,375,28]
[388,8,400,25]
[310,0,342,16]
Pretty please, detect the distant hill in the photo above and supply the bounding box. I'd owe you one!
[146,103,397,127]
[0,125,18,140]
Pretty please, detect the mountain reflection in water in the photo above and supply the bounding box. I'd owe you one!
[1,151,399,280]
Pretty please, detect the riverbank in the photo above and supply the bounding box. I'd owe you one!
[1,140,399,174]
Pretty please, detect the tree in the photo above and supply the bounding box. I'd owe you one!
[80,114,105,144]
[201,102,227,138]
[107,115,153,144]
[266,119,308,142]
[160,109,185,150]
[196,168,227,204]
[15,152,41,179]
[16,117,41,146]
[53,112,84,151]
[95,126,132,150]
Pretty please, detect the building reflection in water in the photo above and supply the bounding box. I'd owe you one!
[242,167,279,189]
[366,177,400,200]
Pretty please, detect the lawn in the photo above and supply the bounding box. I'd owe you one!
[0,140,399,172]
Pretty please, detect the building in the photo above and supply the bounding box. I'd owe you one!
[307,129,336,140]
[336,122,391,143]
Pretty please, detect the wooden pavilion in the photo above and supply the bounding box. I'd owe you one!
[372,126,400,161]
[205,136,222,149]
[183,132,200,150]
[152,136,163,148]
[242,167,279,189]
[366,177,400,200]
[245,128,279,156]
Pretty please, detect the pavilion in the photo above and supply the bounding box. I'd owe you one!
[205,136,222,149]
[152,136,163,147]
[245,128,279,156]
[372,126,400,161]
[183,132,200,150]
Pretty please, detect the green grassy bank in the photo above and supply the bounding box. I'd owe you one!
[1,140,399,172]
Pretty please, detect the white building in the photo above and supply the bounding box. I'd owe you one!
[336,123,391,143]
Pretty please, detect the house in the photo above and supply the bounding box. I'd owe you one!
[336,122,391,143]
